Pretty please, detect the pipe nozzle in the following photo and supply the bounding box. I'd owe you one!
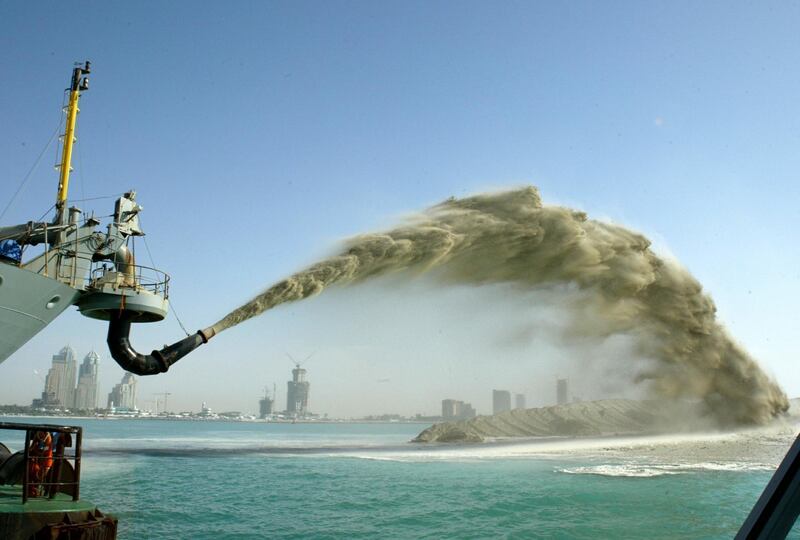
[107,313,211,376]
[198,326,217,343]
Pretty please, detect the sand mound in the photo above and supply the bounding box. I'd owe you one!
[413,399,707,443]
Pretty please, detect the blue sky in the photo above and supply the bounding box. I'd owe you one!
[1,2,799,415]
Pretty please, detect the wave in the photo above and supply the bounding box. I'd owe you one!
[557,461,774,478]
[80,428,792,466]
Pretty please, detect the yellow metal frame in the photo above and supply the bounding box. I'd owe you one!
[55,62,90,218]
[56,89,81,208]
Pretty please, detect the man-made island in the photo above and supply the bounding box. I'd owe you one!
[414,399,718,443]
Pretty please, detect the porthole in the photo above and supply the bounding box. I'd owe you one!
[46,295,61,310]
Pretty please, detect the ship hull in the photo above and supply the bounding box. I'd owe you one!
[0,263,80,364]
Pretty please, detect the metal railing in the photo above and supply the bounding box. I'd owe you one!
[87,262,170,299]
[37,247,170,299]
[0,422,83,503]
[16,238,170,300]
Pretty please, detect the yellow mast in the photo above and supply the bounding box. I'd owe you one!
[55,61,90,225]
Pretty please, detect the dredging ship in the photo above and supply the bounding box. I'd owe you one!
[0,63,216,539]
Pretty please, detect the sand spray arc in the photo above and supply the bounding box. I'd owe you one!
[207,186,787,425]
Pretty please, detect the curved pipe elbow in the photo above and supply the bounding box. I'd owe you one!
[114,244,136,286]
[107,313,210,376]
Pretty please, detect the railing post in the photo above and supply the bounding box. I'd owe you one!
[22,429,30,504]
[73,427,82,501]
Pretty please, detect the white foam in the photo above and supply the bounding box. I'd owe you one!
[559,464,676,477]
[557,461,774,477]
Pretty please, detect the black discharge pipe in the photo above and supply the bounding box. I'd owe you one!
[106,312,215,376]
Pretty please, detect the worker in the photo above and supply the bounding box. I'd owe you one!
[27,431,53,497]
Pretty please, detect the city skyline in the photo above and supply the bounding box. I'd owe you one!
[32,346,101,411]
[22,343,576,418]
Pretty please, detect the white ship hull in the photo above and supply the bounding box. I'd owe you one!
[0,263,80,364]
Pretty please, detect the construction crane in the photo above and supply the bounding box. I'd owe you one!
[286,352,315,369]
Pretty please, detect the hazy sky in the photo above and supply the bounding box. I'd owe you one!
[1,2,799,416]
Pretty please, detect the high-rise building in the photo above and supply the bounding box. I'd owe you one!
[42,346,77,408]
[442,399,476,420]
[556,378,568,406]
[492,390,511,415]
[514,393,526,410]
[286,366,310,416]
[259,389,274,419]
[108,373,137,410]
[259,397,274,418]
[461,402,476,419]
[442,399,459,419]
[74,351,100,410]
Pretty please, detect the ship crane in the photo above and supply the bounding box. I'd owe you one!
[0,62,218,376]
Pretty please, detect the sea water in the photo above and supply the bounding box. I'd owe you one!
[3,418,797,539]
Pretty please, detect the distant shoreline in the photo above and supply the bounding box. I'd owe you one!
[0,413,432,425]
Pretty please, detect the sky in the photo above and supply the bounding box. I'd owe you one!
[1,1,799,416]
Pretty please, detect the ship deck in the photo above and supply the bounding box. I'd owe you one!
[0,485,95,514]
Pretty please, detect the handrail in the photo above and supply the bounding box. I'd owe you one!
[86,263,170,298]
[29,246,170,299]
[17,239,170,299]
[0,422,82,503]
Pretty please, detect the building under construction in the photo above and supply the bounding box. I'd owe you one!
[286,365,310,417]
[259,387,274,419]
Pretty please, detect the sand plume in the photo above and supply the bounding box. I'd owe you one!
[209,186,787,424]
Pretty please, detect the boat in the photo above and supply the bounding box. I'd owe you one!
[0,62,216,539]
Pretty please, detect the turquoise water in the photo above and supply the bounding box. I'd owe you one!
[2,418,795,539]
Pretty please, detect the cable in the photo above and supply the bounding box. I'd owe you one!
[68,194,124,204]
[35,204,56,223]
[142,233,191,336]
[170,300,192,337]
[1,89,67,222]
[78,139,86,205]
[0,127,61,222]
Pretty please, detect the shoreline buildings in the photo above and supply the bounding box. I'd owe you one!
[492,390,512,414]
[441,399,476,420]
[259,387,274,419]
[514,393,526,410]
[74,351,100,410]
[108,372,137,410]
[33,347,101,410]
[44,346,77,408]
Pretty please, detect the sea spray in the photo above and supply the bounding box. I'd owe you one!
[209,186,787,424]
